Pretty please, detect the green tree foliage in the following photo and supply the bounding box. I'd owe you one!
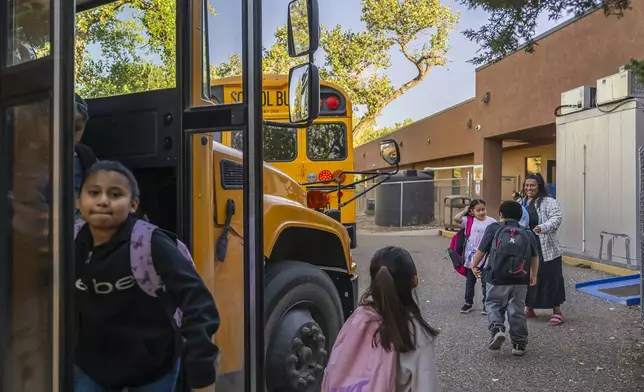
[70,0,456,147]
[75,0,215,98]
[353,118,414,147]
[210,26,303,81]
[460,0,643,80]
[213,0,459,142]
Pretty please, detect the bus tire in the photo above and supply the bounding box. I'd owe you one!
[264,260,344,392]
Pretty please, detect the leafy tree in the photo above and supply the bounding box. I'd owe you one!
[460,0,644,80]
[353,118,414,147]
[213,0,459,142]
[210,26,303,81]
[75,0,215,98]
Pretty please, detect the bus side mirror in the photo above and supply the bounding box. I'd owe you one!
[287,0,319,57]
[379,139,400,166]
[288,63,320,123]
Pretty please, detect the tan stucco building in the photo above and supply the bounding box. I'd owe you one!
[354,0,644,216]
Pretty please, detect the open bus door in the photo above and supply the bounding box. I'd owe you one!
[0,0,76,389]
[0,0,321,389]
[180,0,321,390]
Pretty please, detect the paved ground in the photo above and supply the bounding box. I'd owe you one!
[352,233,644,392]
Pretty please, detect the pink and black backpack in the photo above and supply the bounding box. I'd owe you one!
[447,216,473,277]
[321,305,397,392]
[74,218,195,326]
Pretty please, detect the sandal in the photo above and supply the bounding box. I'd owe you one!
[548,313,564,326]
[525,307,537,318]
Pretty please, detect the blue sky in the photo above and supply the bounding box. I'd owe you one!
[208,0,566,128]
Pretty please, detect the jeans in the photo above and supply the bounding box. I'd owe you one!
[75,360,180,392]
[486,283,529,345]
[465,268,487,307]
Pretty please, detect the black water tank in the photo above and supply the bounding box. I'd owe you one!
[375,170,435,227]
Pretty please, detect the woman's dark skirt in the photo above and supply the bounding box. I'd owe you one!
[526,255,566,309]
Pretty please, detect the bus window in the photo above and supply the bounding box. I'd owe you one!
[6,0,50,66]
[230,126,298,162]
[2,101,53,391]
[207,1,243,105]
[74,3,176,98]
[306,123,347,161]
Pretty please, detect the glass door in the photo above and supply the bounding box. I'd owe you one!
[178,0,263,390]
[0,0,76,389]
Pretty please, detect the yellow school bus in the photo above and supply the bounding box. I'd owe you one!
[212,75,359,248]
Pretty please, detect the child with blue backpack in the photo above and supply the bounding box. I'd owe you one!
[74,160,220,391]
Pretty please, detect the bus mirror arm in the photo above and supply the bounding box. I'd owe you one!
[337,166,399,208]
[263,119,313,129]
[317,164,398,208]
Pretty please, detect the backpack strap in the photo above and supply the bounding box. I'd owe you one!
[75,143,98,172]
[130,220,196,294]
[465,215,474,237]
[130,222,194,327]
[130,219,163,297]
[74,218,86,239]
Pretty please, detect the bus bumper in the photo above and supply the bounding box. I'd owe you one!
[341,273,360,320]
[347,273,359,319]
[325,270,359,320]
[344,223,357,249]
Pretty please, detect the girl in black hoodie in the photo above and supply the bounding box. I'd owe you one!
[74,161,220,391]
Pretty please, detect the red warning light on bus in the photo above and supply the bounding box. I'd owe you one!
[325,95,340,111]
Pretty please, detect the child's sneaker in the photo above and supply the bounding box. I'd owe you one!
[512,343,526,356]
[481,307,487,315]
[488,329,506,350]
[459,304,473,314]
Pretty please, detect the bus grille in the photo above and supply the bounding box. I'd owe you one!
[221,159,243,189]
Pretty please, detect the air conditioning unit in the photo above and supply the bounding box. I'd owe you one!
[560,86,596,115]
[596,69,644,106]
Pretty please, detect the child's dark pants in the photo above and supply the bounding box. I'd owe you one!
[465,268,487,307]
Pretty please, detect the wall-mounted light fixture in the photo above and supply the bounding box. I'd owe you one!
[427,138,431,144]
[399,140,404,147]
[467,119,473,129]
[482,92,491,104]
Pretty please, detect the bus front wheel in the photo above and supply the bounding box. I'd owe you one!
[264,260,344,392]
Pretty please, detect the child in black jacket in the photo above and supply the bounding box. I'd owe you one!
[74,160,220,391]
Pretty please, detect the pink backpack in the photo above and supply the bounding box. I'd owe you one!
[447,216,473,277]
[74,218,195,326]
[321,305,396,392]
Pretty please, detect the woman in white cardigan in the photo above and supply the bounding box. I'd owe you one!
[521,173,565,326]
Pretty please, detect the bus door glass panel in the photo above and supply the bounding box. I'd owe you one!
[1,100,53,392]
[5,0,50,66]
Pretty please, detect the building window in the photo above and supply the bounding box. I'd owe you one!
[525,156,542,177]
[452,168,462,195]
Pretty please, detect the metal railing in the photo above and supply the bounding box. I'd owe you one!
[638,146,643,327]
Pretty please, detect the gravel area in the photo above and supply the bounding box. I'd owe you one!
[352,233,644,392]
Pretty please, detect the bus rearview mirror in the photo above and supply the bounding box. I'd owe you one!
[287,0,319,57]
[379,139,401,166]
[288,63,320,124]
